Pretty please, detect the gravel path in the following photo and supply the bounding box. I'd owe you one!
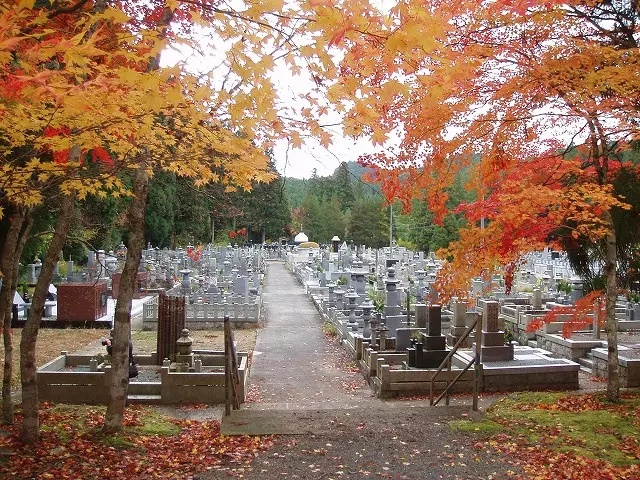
[196,262,521,480]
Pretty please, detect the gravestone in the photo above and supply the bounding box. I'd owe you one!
[415,304,427,328]
[532,288,542,310]
[412,305,449,368]
[479,300,513,362]
[447,301,472,347]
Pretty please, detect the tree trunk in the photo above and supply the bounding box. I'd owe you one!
[20,194,75,443]
[103,167,149,433]
[603,210,620,402]
[1,208,26,424]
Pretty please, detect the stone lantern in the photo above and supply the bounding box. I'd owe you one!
[361,300,373,339]
[345,289,359,332]
[176,329,193,355]
[331,236,340,253]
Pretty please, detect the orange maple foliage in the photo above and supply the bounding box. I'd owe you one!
[319,2,638,318]
[310,0,640,398]
[1,0,376,215]
[526,290,606,338]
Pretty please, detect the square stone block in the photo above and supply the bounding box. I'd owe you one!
[483,301,500,332]
[482,331,505,347]
[416,349,449,369]
[428,305,442,335]
[424,335,446,351]
[481,345,514,362]
[446,333,473,348]
[450,326,468,336]
[415,304,428,328]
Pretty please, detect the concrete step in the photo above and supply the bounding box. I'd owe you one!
[586,352,593,360]
[577,357,593,369]
[577,356,593,375]
[579,365,593,375]
[129,381,161,395]
[128,394,162,405]
[527,340,538,348]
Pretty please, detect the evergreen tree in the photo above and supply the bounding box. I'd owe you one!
[346,196,388,248]
[145,172,177,248]
[317,196,346,243]
[332,162,355,211]
[240,159,291,243]
[299,194,322,241]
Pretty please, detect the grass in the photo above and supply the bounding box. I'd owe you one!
[450,389,640,469]
[2,328,106,388]
[131,328,258,354]
[321,321,338,337]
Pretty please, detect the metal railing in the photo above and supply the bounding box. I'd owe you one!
[430,313,483,410]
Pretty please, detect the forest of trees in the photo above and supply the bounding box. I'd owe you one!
[13,158,467,267]
[43,160,464,258]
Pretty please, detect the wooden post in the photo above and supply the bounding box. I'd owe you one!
[224,315,231,416]
[224,315,240,414]
[473,312,483,412]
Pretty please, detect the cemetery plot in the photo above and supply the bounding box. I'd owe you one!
[291,245,596,398]
[37,349,249,405]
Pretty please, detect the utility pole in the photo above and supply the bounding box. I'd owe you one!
[389,203,393,249]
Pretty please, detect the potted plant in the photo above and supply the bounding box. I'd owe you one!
[367,289,385,324]
[556,279,573,295]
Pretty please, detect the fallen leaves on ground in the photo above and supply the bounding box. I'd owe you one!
[0,403,274,479]
[245,383,263,403]
[321,333,367,394]
[468,390,640,480]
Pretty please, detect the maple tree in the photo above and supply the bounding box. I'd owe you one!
[0,0,377,442]
[314,0,640,402]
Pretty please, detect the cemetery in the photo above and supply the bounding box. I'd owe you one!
[13,239,640,408]
[288,241,640,397]
[20,243,266,406]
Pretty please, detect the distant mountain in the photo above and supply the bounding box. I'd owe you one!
[283,161,381,209]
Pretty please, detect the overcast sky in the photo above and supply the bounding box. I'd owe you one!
[161,1,397,180]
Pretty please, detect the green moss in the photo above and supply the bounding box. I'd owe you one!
[480,391,640,467]
[98,433,136,448]
[131,410,180,436]
[449,419,504,435]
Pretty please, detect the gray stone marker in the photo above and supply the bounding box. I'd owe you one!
[480,300,514,362]
[410,305,449,368]
[447,301,472,347]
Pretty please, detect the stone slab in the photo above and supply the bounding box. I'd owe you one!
[482,331,505,347]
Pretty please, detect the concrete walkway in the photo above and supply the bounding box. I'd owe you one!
[220,261,493,436]
[241,261,374,410]
[209,263,525,480]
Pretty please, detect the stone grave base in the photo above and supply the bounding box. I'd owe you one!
[535,332,604,360]
[592,346,640,387]
[372,364,475,398]
[455,345,580,392]
[36,351,248,405]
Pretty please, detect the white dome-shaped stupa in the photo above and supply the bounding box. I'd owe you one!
[294,232,309,243]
